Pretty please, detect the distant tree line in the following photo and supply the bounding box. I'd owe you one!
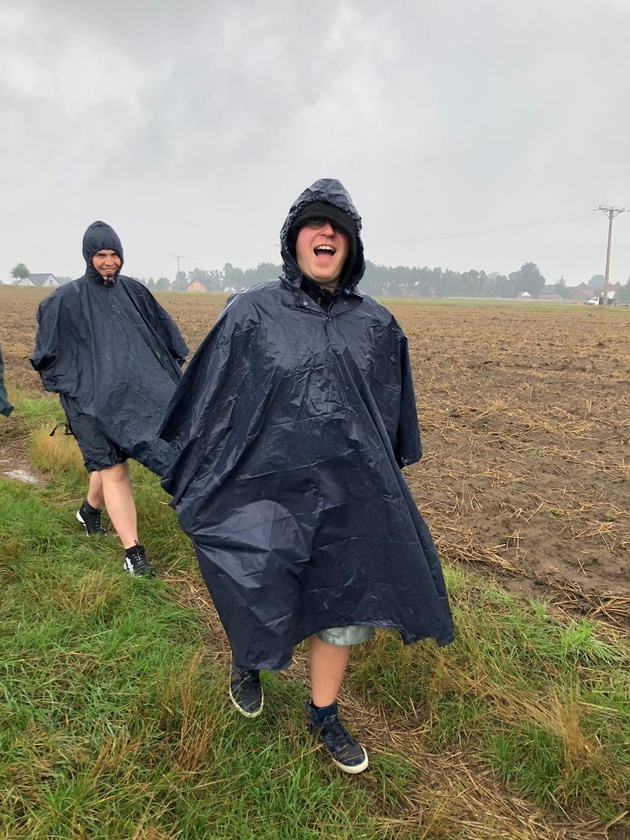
[139,259,564,299]
[361,261,551,298]
[141,263,288,292]
[10,259,630,301]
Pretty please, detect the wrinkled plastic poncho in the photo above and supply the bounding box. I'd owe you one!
[31,222,188,475]
[161,180,454,669]
[0,344,13,417]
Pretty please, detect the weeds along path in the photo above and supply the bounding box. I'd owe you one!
[162,566,622,840]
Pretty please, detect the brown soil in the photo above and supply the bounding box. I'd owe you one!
[397,301,629,630]
[3,286,627,628]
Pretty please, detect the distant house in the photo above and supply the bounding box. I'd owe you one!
[187,278,208,293]
[13,273,59,288]
[517,291,531,299]
[538,285,563,302]
[598,283,621,295]
[569,283,591,302]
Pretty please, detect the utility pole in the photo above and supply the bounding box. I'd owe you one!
[172,254,185,275]
[597,207,626,305]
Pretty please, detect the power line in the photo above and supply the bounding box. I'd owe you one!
[374,210,598,247]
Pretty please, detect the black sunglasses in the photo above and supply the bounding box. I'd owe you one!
[304,218,341,231]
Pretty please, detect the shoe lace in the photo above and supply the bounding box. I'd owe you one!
[127,547,148,570]
[320,715,360,758]
[233,668,260,691]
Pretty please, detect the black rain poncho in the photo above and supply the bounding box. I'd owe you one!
[0,344,14,417]
[160,179,454,669]
[31,222,188,476]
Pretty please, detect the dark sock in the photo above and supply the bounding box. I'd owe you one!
[310,699,338,721]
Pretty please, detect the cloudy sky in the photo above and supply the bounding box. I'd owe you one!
[1,0,628,287]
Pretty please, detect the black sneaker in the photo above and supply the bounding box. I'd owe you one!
[123,542,154,577]
[306,700,369,774]
[76,501,106,536]
[229,660,264,718]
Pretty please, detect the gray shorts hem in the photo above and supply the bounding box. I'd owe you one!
[316,625,376,646]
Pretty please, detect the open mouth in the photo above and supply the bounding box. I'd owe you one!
[314,245,335,258]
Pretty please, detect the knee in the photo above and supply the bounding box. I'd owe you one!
[101,462,129,485]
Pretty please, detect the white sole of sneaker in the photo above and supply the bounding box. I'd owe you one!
[122,560,154,577]
[332,752,369,774]
[228,684,264,719]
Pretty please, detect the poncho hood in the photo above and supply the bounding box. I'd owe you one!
[82,221,124,284]
[280,178,365,292]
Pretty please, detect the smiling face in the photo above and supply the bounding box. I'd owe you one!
[92,249,121,280]
[295,219,349,287]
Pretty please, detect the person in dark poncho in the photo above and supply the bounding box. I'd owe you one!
[0,343,14,417]
[160,179,454,773]
[31,221,188,576]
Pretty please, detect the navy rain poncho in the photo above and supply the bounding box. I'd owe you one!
[31,221,188,476]
[160,179,454,669]
[0,344,14,417]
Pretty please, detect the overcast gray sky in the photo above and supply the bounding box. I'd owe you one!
[1,0,628,286]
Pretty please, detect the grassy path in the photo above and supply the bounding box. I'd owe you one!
[0,394,627,839]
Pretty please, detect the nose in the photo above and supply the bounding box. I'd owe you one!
[321,221,335,235]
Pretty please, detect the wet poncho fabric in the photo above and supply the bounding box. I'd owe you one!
[0,344,14,417]
[31,221,189,475]
[160,180,454,669]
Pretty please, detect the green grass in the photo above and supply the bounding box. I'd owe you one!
[0,393,628,838]
[1,473,386,839]
[350,574,628,821]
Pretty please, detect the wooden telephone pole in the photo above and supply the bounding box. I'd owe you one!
[597,207,626,305]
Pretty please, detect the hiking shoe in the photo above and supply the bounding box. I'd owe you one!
[229,660,264,718]
[76,501,106,536]
[123,542,154,577]
[306,700,369,774]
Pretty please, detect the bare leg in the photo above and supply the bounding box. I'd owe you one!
[308,635,351,707]
[86,471,105,509]
[100,462,138,549]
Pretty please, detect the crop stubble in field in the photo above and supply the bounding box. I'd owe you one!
[1,286,628,627]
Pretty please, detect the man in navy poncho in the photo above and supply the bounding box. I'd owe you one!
[160,179,454,773]
[31,221,188,576]
[0,343,13,417]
